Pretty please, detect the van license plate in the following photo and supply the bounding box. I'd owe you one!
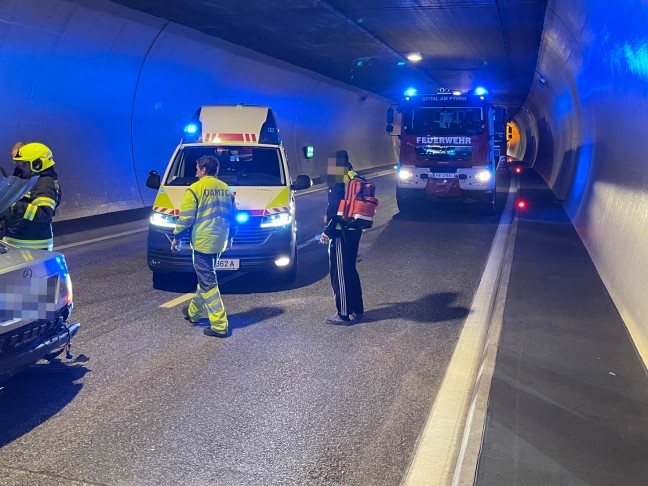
[217,259,240,270]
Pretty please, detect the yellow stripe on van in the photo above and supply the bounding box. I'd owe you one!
[266,187,290,209]
[153,189,175,210]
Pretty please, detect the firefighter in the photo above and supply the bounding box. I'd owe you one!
[171,155,238,337]
[1,143,61,250]
[319,150,365,324]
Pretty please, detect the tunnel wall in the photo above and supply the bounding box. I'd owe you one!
[513,0,648,359]
[0,0,395,220]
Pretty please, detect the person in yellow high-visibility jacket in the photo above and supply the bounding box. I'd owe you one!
[171,155,238,337]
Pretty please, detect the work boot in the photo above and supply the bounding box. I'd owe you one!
[203,327,230,338]
[182,305,200,324]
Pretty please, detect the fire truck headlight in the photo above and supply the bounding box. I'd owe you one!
[150,212,177,229]
[399,169,413,180]
[476,170,492,182]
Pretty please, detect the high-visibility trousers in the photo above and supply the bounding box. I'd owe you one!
[187,250,228,333]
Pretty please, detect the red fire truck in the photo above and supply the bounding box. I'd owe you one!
[386,87,507,214]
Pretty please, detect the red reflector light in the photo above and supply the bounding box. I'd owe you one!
[517,200,526,209]
[515,167,522,173]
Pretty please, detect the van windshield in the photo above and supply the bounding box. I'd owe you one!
[165,145,286,187]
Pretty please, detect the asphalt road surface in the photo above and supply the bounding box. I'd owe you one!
[0,171,510,486]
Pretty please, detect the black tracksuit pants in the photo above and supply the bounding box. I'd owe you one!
[329,229,364,318]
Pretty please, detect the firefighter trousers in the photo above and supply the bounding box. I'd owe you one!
[328,229,364,318]
[188,250,228,333]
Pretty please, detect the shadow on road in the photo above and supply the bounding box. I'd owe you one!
[0,362,90,447]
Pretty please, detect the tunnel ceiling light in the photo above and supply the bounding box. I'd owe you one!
[406,52,423,62]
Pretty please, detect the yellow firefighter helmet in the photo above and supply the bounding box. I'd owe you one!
[13,142,55,173]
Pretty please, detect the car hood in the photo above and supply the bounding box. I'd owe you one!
[0,176,37,214]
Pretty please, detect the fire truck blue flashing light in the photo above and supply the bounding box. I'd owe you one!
[184,123,198,134]
[236,211,250,224]
[474,87,489,96]
[404,87,418,97]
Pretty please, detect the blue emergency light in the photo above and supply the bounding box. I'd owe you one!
[184,123,198,134]
[404,87,418,97]
[236,211,250,224]
[474,86,489,96]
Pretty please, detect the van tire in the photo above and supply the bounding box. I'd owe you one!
[152,271,172,290]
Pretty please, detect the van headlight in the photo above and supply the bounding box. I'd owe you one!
[476,170,492,182]
[260,211,293,228]
[150,212,177,229]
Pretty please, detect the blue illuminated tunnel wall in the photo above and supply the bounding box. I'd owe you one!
[513,0,648,362]
[0,0,393,220]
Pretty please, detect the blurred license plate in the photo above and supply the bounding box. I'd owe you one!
[432,173,455,179]
[217,259,239,270]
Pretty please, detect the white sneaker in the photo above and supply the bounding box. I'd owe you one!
[325,314,351,325]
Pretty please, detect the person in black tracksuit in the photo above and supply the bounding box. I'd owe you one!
[319,150,364,325]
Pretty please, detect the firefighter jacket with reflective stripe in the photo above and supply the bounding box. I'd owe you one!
[2,168,61,248]
[174,175,238,254]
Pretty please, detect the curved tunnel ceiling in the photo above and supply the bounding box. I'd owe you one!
[110,0,547,114]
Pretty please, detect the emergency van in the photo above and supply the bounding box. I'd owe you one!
[145,105,312,286]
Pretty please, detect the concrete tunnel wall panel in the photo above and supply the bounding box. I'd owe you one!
[0,0,165,219]
[515,0,648,359]
[0,0,395,219]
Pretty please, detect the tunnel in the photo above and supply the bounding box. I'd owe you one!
[1,1,648,485]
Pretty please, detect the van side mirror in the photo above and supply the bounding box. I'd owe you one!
[292,174,312,191]
[146,170,161,189]
[386,107,394,124]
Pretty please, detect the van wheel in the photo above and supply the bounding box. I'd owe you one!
[152,272,174,290]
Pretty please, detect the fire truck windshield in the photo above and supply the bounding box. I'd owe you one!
[406,107,485,136]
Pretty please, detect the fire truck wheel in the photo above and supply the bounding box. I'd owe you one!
[476,196,495,215]
[396,188,421,212]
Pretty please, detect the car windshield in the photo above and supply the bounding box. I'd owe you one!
[165,146,286,187]
[406,107,484,135]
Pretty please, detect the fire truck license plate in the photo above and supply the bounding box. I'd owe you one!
[432,173,455,179]
[217,259,240,270]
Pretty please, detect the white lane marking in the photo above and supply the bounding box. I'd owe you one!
[401,183,517,486]
[159,293,194,308]
[55,228,147,250]
[452,218,518,486]
[158,271,246,308]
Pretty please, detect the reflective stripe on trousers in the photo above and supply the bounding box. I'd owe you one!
[328,229,364,318]
[188,250,228,332]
